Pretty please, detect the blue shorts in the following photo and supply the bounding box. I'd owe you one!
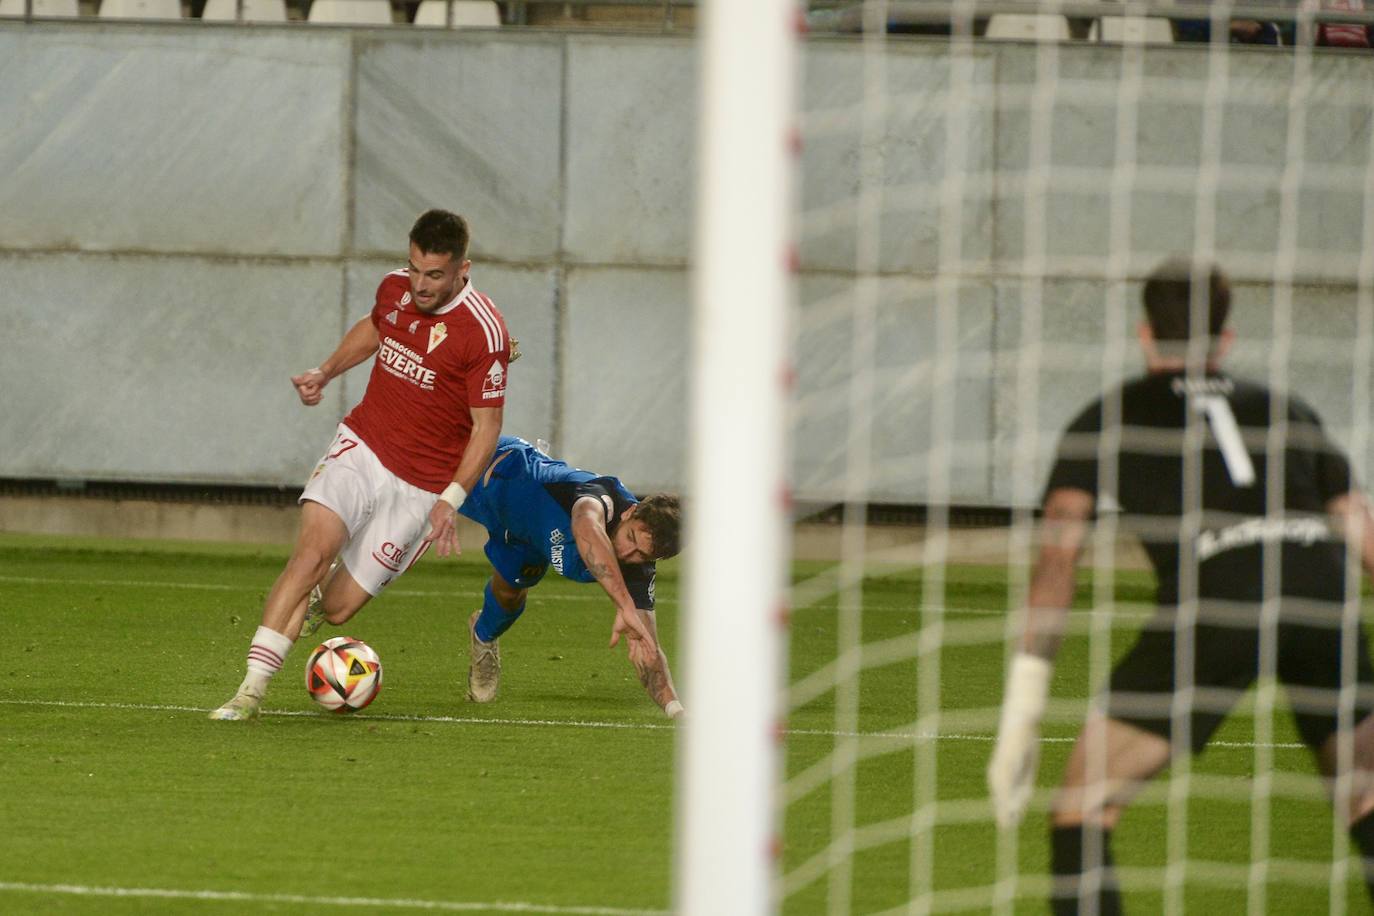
[483,536,549,590]
[463,436,582,591]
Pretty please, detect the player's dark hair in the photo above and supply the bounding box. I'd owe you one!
[409,209,470,261]
[1142,257,1231,341]
[636,494,682,560]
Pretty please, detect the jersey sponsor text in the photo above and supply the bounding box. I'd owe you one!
[378,337,438,389]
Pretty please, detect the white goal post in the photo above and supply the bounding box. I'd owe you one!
[675,1,797,915]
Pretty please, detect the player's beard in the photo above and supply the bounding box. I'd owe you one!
[413,277,464,314]
[413,286,449,313]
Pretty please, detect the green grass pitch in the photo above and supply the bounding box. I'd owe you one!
[1,532,1371,914]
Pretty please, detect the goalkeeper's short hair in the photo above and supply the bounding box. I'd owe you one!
[1143,257,1232,341]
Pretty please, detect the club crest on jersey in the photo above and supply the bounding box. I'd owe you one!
[482,360,506,399]
[427,322,448,353]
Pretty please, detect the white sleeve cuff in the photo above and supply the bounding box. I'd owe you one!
[1000,652,1052,726]
[665,700,685,719]
[439,482,467,510]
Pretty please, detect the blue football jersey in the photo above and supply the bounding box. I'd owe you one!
[459,437,657,609]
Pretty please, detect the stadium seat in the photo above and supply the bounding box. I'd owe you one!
[1090,14,1174,42]
[984,13,1072,40]
[0,0,80,15]
[307,0,392,23]
[201,0,286,19]
[99,0,182,16]
[412,0,498,27]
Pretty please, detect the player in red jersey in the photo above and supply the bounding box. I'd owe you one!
[211,209,513,721]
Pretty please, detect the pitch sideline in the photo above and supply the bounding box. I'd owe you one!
[0,880,666,915]
[0,697,1306,748]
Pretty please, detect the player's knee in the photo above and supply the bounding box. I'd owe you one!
[490,577,527,610]
[288,547,335,584]
[1050,790,1125,831]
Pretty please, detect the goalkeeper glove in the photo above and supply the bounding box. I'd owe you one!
[986,652,1052,828]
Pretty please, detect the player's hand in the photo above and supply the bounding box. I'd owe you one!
[987,713,1041,828]
[291,367,328,406]
[986,652,1053,829]
[609,604,657,655]
[424,501,462,558]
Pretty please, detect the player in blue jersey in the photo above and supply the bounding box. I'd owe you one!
[454,437,683,717]
[305,436,684,717]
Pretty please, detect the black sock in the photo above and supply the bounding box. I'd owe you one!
[1050,824,1123,916]
[1350,810,1374,902]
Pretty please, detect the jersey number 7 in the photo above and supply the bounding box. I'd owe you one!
[1194,395,1257,488]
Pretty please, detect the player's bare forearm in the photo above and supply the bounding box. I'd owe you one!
[450,406,503,493]
[319,317,380,381]
[633,646,677,708]
[628,611,678,709]
[295,318,380,405]
[571,511,637,612]
[1021,488,1093,661]
[1328,491,1374,581]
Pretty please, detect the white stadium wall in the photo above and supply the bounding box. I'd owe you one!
[1,23,1372,505]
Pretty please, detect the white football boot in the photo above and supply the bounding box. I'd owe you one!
[467,610,501,703]
[208,687,262,721]
[299,582,326,639]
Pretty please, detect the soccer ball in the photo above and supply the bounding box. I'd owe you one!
[305,636,383,713]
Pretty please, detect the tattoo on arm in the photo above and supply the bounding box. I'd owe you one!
[587,561,613,582]
[634,651,673,706]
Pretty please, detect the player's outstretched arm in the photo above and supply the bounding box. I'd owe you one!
[426,406,504,557]
[569,498,659,654]
[292,317,380,406]
[1328,491,1374,582]
[987,487,1092,828]
[626,609,683,718]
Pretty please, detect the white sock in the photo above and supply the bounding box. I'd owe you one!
[242,626,293,697]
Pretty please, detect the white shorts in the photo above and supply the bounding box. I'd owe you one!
[300,424,436,596]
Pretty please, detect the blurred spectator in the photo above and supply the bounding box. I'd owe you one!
[1298,0,1372,47]
[1173,14,1282,44]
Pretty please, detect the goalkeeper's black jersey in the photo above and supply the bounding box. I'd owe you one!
[1044,370,1355,606]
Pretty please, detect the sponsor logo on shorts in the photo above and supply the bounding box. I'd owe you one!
[372,540,409,573]
[482,360,506,400]
[520,564,545,580]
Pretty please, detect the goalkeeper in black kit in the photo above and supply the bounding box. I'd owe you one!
[986,258,1374,914]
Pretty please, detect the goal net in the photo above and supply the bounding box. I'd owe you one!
[682,0,1374,913]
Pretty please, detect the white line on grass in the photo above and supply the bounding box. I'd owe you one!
[0,698,1306,748]
[0,572,1072,616]
[0,881,666,915]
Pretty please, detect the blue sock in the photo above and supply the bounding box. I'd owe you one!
[474,581,523,643]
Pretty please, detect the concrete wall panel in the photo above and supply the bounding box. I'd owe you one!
[352,36,564,262]
[560,267,689,493]
[798,45,997,274]
[793,276,997,504]
[0,27,348,257]
[0,253,342,484]
[563,38,696,266]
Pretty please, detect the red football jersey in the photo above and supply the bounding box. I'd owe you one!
[344,270,510,493]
